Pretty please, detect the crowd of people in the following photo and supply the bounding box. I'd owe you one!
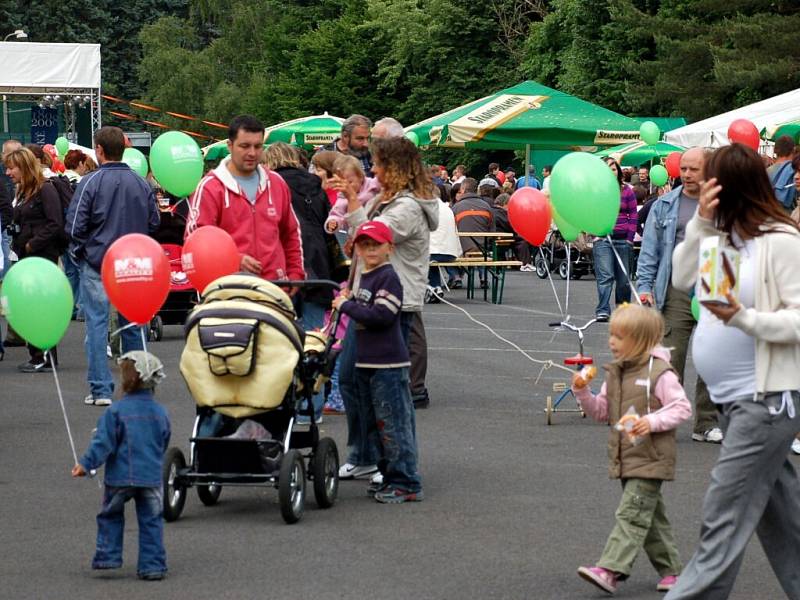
[2,116,800,593]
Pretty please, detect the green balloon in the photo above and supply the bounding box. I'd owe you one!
[773,123,800,143]
[549,152,621,236]
[552,205,580,242]
[150,131,204,197]
[650,164,669,186]
[122,147,149,178]
[1,257,73,350]
[405,131,420,146]
[691,295,700,321]
[55,136,70,156]
[639,121,661,146]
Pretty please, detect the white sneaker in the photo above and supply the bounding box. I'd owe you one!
[520,263,535,272]
[338,463,378,480]
[370,472,384,485]
[84,394,112,407]
[791,438,800,455]
[691,427,723,443]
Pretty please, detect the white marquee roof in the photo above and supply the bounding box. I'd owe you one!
[0,42,101,92]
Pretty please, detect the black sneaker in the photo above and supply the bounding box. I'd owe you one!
[595,313,610,323]
[18,361,52,373]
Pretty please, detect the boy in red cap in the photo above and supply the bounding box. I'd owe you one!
[333,220,423,503]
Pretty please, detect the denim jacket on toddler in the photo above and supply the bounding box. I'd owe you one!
[80,390,171,487]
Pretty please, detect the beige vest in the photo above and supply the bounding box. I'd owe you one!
[604,356,677,481]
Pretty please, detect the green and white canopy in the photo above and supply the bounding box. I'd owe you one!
[405,81,642,150]
[597,141,685,166]
[201,112,345,161]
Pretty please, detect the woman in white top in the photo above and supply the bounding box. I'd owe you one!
[668,143,800,600]
[427,189,461,300]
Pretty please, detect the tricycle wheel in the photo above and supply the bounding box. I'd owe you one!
[278,449,306,524]
[150,315,164,342]
[197,484,222,506]
[558,260,570,280]
[312,438,339,509]
[162,447,187,522]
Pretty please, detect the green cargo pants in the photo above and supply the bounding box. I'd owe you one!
[597,478,682,578]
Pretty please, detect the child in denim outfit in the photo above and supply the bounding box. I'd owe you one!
[72,351,171,580]
[333,220,423,504]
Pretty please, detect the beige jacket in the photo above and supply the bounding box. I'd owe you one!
[672,213,800,394]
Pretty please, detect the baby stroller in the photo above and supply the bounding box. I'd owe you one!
[149,199,195,340]
[162,275,341,524]
[147,243,196,341]
[535,229,595,280]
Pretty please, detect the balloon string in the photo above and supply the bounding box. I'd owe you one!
[606,235,643,306]
[538,247,564,317]
[110,321,137,338]
[429,289,574,376]
[565,242,571,317]
[140,326,150,372]
[48,350,79,466]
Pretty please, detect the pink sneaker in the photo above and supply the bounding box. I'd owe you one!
[657,575,678,592]
[577,566,618,594]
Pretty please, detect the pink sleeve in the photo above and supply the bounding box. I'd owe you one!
[573,381,609,423]
[645,371,693,433]
[325,194,348,230]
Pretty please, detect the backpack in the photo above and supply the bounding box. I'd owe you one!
[48,175,75,216]
[769,161,796,210]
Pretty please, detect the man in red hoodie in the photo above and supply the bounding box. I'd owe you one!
[186,115,305,283]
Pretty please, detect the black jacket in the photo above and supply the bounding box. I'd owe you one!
[12,181,64,262]
[275,166,335,304]
[0,173,12,229]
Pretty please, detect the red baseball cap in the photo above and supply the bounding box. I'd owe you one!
[353,220,393,244]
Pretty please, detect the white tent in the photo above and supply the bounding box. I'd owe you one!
[664,87,800,148]
[0,42,102,143]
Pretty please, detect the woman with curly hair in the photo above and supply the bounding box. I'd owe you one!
[329,136,438,495]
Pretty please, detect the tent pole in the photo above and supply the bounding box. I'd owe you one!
[525,144,530,183]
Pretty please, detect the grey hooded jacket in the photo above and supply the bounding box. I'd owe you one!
[347,190,439,312]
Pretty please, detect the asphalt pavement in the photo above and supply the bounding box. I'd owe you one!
[0,271,793,599]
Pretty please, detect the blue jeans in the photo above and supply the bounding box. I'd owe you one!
[80,261,145,398]
[339,320,379,466]
[94,485,166,576]
[298,300,326,420]
[1,229,10,279]
[593,238,632,316]
[428,253,456,288]
[62,252,82,317]
[356,366,421,492]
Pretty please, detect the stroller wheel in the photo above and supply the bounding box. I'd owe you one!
[312,437,339,509]
[558,260,570,280]
[278,449,306,524]
[535,256,550,279]
[197,484,222,506]
[162,447,187,522]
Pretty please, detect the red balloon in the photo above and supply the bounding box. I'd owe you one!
[727,119,760,151]
[182,226,241,292]
[495,171,506,185]
[665,152,682,179]
[51,159,65,173]
[43,144,58,159]
[101,234,170,324]
[507,188,552,246]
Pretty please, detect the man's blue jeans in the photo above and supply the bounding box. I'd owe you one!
[356,366,421,492]
[62,252,82,317]
[298,300,326,420]
[593,238,632,317]
[339,320,379,466]
[80,261,145,399]
[93,485,167,577]
[428,253,456,288]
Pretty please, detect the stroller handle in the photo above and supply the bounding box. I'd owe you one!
[270,279,342,292]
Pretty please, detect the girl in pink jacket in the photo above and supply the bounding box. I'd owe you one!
[324,154,380,234]
[571,304,692,596]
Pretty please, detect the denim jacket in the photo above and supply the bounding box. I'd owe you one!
[80,390,171,487]
[636,186,684,310]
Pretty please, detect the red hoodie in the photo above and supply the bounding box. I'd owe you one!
[186,158,305,281]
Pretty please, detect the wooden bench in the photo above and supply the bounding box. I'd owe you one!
[430,257,522,304]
